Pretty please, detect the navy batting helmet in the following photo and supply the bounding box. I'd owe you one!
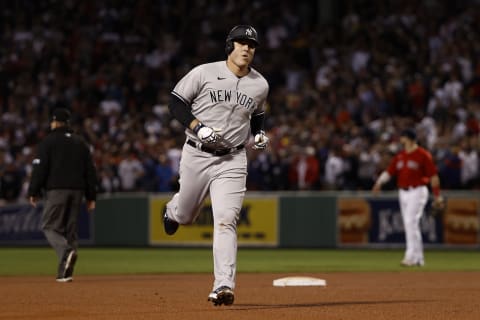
[225,25,259,55]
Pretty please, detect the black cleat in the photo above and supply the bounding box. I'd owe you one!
[208,286,235,306]
[56,249,77,282]
[163,209,179,235]
[64,250,77,278]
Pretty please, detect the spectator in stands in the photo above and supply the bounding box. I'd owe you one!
[458,137,479,189]
[154,153,174,192]
[117,150,145,191]
[0,162,24,202]
[288,146,320,190]
[324,147,345,190]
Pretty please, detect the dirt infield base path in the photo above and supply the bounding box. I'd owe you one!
[1,272,480,320]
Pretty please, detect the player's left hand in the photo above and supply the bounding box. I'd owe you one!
[430,196,445,217]
[253,131,269,150]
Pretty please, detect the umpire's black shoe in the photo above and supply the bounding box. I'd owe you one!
[208,286,235,306]
[56,249,77,282]
[64,250,77,278]
[56,262,68,282]
[163,209,179,235]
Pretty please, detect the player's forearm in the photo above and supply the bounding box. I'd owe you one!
[430,174,440,188]
[168,93,196,128]
[374,171,390,187]
[168,94,202,132]
[250,112,265,135]
[430,174,441,196]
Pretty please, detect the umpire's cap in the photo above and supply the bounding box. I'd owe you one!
[51,108,71,123]
[226,25,259,47]
[400,128,417,141]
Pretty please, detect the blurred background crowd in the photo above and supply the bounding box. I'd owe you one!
[1,0,480,203]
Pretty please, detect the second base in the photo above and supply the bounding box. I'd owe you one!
[273,276,327,287]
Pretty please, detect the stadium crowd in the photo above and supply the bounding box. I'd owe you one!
[1,0,480,203]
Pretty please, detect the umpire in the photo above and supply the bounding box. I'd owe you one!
[28,108,97,282]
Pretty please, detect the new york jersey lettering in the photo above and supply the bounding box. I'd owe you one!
[209,90,232,103]
[209,89,256,111]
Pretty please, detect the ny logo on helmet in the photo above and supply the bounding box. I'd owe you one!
[246,28,253,36]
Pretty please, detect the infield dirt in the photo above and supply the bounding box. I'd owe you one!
[1,272,479,319]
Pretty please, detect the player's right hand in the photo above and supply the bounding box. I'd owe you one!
[372,183,382,193]
[253,131,269,149]
[196,124,220,144]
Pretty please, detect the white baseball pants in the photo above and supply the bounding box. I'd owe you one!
[398,186,429,264]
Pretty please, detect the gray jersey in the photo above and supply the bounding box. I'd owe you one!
[172,61,269,147]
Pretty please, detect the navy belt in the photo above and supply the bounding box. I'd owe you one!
[186,139,244,156]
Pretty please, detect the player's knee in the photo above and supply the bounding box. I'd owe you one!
[213,208,239,226]
[404,217,419,227]
[215,217,237,232]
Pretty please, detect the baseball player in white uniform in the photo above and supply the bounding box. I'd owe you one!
[373,129,443,267]
[163,25,269,306]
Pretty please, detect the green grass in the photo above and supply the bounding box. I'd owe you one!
[0,247,479,276]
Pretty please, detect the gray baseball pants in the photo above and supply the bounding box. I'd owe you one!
[42,189,83,261]
[165,144,247,290]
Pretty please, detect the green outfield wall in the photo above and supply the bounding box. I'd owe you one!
[279,194,337,247]
[94,195,149,246]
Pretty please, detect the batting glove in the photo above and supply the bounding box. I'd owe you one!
[253,130,269,150]
[194,123,220,144]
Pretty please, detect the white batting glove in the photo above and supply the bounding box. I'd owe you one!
[194,123,220,144]
[253,130,269,150]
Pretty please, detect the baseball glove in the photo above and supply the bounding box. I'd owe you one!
[429,196,445,217]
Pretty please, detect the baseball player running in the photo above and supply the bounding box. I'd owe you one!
[372,129,443,266]
[163,25,269,306]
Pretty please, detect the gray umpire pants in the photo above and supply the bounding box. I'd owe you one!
[42,189,84,261]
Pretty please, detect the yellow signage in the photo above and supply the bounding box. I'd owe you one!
[149,195,278,246]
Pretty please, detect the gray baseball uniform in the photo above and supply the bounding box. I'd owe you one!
[165,61,268,290]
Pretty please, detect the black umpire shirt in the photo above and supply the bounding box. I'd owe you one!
[28,126,97,201]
